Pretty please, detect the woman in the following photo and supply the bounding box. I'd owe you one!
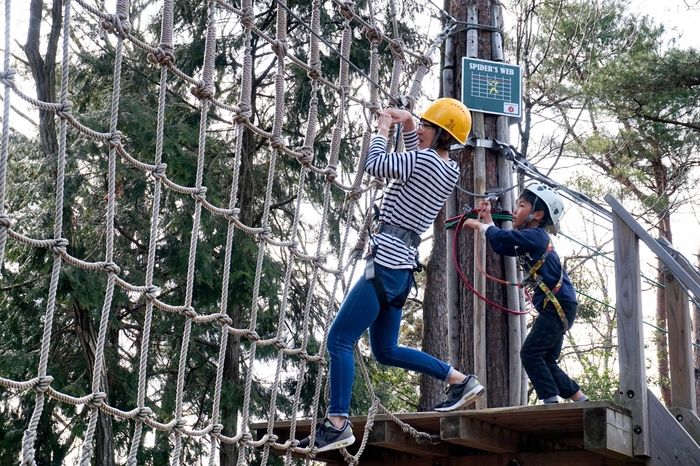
[298,98,482,453]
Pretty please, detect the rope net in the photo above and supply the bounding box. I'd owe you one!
[0,0,453,464]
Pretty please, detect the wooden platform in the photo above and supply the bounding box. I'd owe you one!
[252,401,650,465]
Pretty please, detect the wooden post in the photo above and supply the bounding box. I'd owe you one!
[490,4,523,408]
[611,208,650,457]
[444,31,461,368]
[467,4,487,409]
[665,271,696,411]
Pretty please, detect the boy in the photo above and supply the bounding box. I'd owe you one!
[463,184,588,405]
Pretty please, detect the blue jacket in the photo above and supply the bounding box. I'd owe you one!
[484,226,578,312]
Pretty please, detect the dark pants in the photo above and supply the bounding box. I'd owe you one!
[520,301,580,400]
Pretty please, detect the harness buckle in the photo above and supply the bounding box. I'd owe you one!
[375,223,422,247]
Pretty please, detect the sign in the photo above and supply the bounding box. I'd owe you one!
[462,57,522,118]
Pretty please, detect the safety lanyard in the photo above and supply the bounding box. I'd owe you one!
[522,241,569,332]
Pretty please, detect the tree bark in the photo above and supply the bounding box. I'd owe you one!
[25,0,62,156]
[695,254,700,416]
[419,207,450,411]
[73,301,115,466]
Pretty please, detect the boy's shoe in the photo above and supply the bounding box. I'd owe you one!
[297,418,355,452]
[434,375,485,412]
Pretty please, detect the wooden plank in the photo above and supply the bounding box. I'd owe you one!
[367,420,451,457]
[605,194,700,299]
[611,209,650,457]
[583,406,634,460]
[647,390,700,466]
[664,272,696,411]
[668,406,700,446]
[440,414,519,453]
[357,450,645,466]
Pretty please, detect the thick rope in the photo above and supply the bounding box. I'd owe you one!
[0,0,458,464]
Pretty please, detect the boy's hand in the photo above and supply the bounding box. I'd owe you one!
[476,200,493,224]
[463,218,482,230]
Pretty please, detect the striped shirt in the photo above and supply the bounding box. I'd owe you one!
[367,131,460,269]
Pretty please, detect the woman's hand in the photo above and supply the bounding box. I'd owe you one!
[376,108,415,136]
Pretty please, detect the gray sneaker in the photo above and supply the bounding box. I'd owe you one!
[297,418,355,452]
[434,375,485,412]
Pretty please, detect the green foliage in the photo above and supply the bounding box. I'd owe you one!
[2,0,436,463]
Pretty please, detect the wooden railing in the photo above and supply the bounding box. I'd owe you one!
[606,193,700,457]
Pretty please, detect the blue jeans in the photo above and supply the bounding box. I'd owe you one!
[327,262,452,418]
[520,301,580,400]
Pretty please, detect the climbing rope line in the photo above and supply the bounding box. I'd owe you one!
[0,0,456,464]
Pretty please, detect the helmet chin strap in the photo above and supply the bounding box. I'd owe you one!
[517,208,536,230]
[430,128,443,150]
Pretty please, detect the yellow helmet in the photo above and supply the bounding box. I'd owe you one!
[420,98,472,144]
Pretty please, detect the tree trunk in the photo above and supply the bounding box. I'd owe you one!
[694,254,700,416]
[655,211,672,405]
[419,207,449,411]
[220,120,256,465]
[220,313,241,465]
[25,0,61,157]
[449,0,511,408]
[72,300,115,466]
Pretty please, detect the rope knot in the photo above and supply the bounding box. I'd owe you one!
[307,67,322,80]
[50,238,69,255]
[324,166,337,183]
[0,69,17,87]
[34,376,53,393]
[240,432,253,442]
[312,255,326,266]
[216,313,233,326]
[365,26,382,43]
[225,208,240,221]
[144,285,160,300]
[136,406,153,421]
[339,1,356,19]
[418,54,433,68]
[151,163,167,181]
[147,46,176,67]
[108,131,123,148]
[102,14,131,39]
[55,101,73,119]
[270,136,285,151]
[245,329,260,342]
[191,187,207,203]
[271,39,288,58]
[259,226,272,240]
[0,214,12,229]
[272,339,287,351]
[210,423,224,435]
[173,418,187,433]
[102,262,121,275]
[183,306,197,319]
[266,433,279,445]
[297,146,313,166]
[190,82,213,101]
[345,188,363,203]
[240,6,255,28]
[389,40,406,60]
[88,391,107,409]
[233,104,252,124]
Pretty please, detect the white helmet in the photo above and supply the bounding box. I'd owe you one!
[523,183,565,230]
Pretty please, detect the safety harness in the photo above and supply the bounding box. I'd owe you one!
[365,223,421,313]
[520,241,568,331]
